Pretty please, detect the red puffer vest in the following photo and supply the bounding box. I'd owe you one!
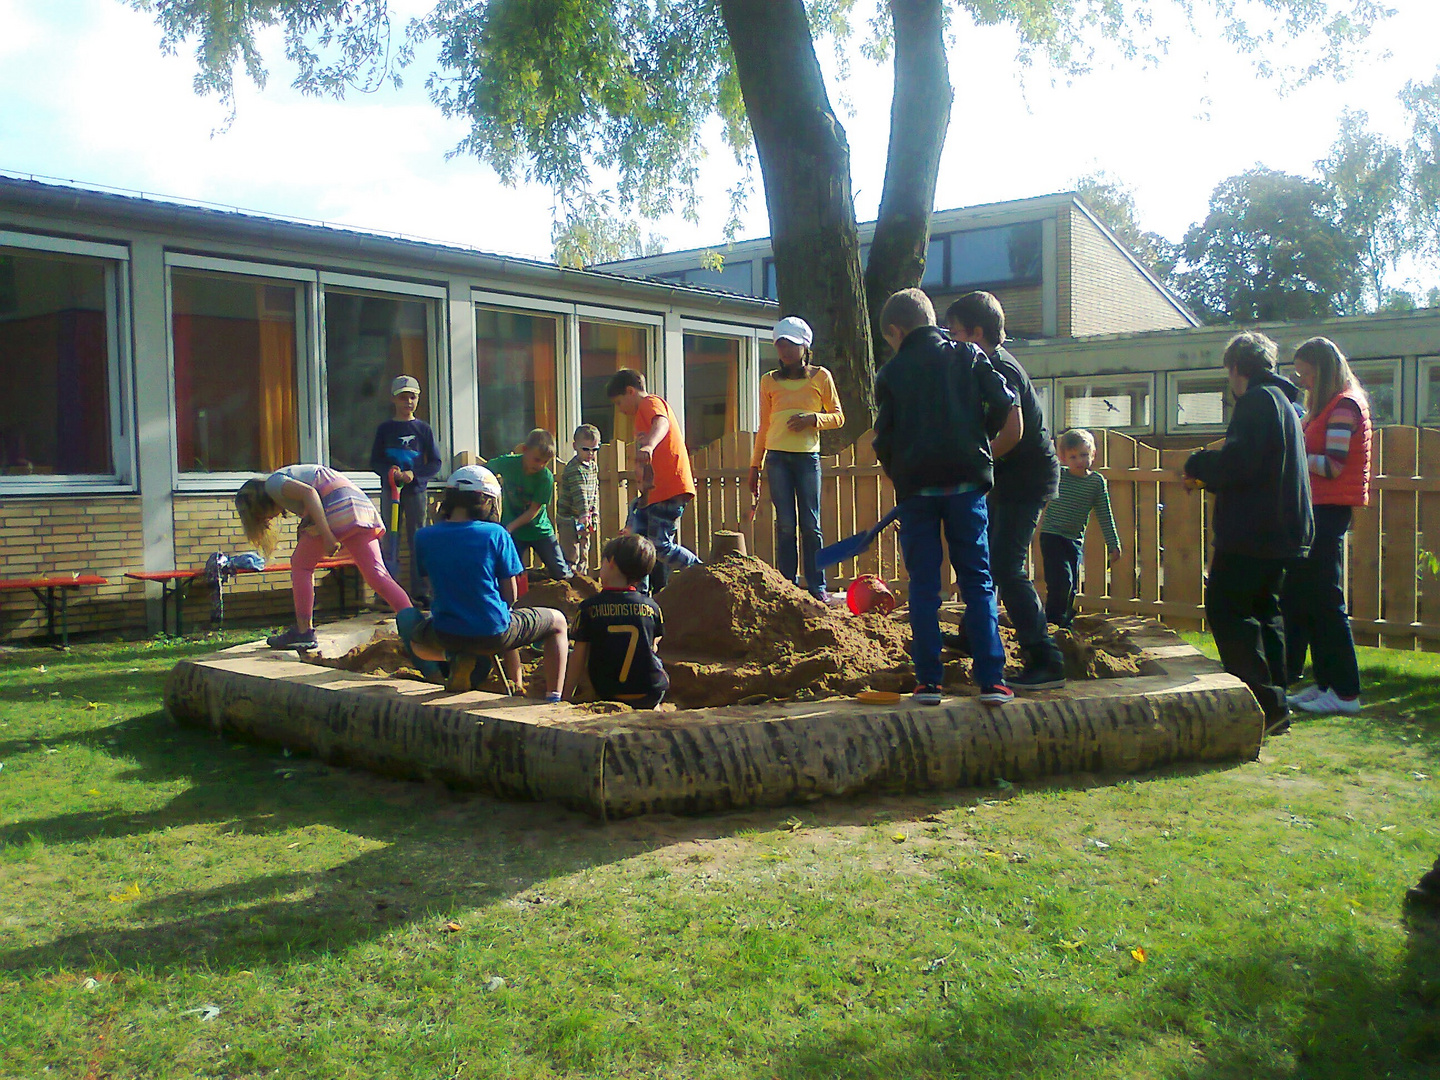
[1304,387,1372,507]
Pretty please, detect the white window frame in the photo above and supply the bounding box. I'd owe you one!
[1031,378,1054,440]
[0,231,136,494]
[317,273,449,491]
[1418,356,1440,427]
[1054,373,1156,435]
[679,318,761,442]
[1350,357,1403,426]
[165,252,318,492]
[472,292,576,455]
[575,306,661,441]
[1166,369,1231,435]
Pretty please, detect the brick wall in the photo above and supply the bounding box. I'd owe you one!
[0,496,146,641]
[1068,213,1191,336]
[928,284,1045,337]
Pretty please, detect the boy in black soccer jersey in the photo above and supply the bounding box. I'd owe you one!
[563,534,670,709]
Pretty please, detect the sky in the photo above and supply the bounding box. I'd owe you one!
[1,0,1437,288]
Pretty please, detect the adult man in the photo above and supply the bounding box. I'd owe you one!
[1183,332,1314,735]
[948,292,1065,689]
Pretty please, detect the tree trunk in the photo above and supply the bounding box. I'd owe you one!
[718,0,875,450]
[865,0,952,367]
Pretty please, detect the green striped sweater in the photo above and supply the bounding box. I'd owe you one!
[1040,470,1121,550]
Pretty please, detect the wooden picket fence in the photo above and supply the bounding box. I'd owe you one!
[592,426,1440,651]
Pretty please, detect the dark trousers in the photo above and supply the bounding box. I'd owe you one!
[515,534,571,581]
[381,484,429,599]
[1206,551,1290,721]
[1281,504,1360,698]
[768,450,825,596]
[897,490,1005,689]
[987,497,1055,656]
[1040,533,1083,628]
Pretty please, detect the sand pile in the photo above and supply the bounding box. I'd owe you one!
[516,574,601,621]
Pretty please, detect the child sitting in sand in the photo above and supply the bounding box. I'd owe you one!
[563,534,670,710]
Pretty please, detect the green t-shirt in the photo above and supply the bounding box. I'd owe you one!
[488,453,556,542]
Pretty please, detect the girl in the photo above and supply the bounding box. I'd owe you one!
[1282,337,1372,715]
[235,464,412,651]
[747,316,845,603]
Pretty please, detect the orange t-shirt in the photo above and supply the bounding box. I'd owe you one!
[636,394,695,506]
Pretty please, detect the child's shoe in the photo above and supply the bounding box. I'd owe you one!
[912,684,943,706]
[1286,684,1324,707]
[445,654,478,694]
[267,626,318,652]
[978,684,1016,706]
[1295,689,1361,715]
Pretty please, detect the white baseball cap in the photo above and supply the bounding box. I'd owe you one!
[391,375,421,396]
[772,316,813,348]
[446,465,501,498]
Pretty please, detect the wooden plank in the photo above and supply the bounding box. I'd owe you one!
[735,432,757,555]
[879,473,899,584]
[1350,429,1383,648]
[853,436,881,583]
[1381,426,1419,650]
[1136,440,1161,604]
[1419,428,1440,652]
[1159,448,1204,631]
[1107,433,1138,605]
[835,444,857,585]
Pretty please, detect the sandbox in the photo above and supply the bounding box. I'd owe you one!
[164,558,1263,818]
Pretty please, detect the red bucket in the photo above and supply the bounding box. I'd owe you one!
[846,574,896,616]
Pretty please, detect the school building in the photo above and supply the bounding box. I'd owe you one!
[4,174,1438,640]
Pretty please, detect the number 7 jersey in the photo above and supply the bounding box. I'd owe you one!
[573,588,670,704]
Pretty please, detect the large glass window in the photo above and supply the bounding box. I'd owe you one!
[683,334,741,450]
[1350,358,1401,425]
[921,236,946,287]
[661,261,754,296]
[325,290,432,472]
[1058,375,1154,433]
[0,245,114,476]
[476,306,558,459]
[1169,370,1231,432]
[580,321,647,443]
[950,222,1044,289]
[172,269,302,474]
[1420,357,1440,426]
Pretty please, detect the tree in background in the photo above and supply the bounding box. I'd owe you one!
[1174,168,1364,324]
[1074,171,1180,281]
[552,197,667,269]
[1402,71,1440,262]
[1318,110,1410,313]
[129,0,1388,442]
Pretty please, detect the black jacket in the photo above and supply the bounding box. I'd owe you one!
[988,344,1060,504]
[1185,371,1314,560]
[873,326,1017,501]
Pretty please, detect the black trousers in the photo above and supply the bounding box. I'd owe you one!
[1040,533,1083,628]
[1281,504,1360,698]
[1206,552,1291,722]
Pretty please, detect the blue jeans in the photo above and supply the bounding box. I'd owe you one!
[627,494,701,593]
[987,497,1055,654]
[515,534,571,580]
[381,484,429,599]
[897,491,1005,690]
[767,450,825,596]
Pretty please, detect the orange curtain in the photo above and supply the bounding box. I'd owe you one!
[532,317,557,435]
[724,342,739,436]
[255,285,298,470]
[398,326,429,421]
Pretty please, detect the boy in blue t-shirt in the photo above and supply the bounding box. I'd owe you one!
[397,466,568,700]
[563,534,669,710]
[369,375,443,604]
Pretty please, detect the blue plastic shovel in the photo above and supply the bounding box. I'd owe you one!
[815,505,903,570]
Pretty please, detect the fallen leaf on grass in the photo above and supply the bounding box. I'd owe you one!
[180,1004,221,1021]
[107,883,142,902]
[1008,852,1029,864]
[1146,878,1161,887]
[983,850,1006,860]
[1086,839,1111,850]
[784,817,805,833]
[84,701,101,711]
[82,977,101,991]
[1131,947,1148,964]
[85,789,100,796]
[891,832,907,844]
[1380,825,1397,832]
[441,921,462,933]
[483,976,506,992]
[923,952,953,972]
[1056,940,1084,951]
[1413,772,1430,781]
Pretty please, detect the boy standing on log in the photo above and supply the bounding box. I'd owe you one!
[1182,331,1313,737]
[874,288,1022,707]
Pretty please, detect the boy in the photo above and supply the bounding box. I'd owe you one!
[563,534,670,709]
[607,368,701,594]
[399,465,568,701]
[1039,429,1122,630]
[873,287,1021,707]
[368,374,442,604]
[1183,331,1313,736]
[487,428,571,581]
[556,423,602,578]
[947,291,1065,689]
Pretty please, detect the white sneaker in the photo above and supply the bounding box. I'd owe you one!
[1286,684,1324,707]
[1295,688,1362,715]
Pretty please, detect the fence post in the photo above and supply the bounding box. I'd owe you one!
[1159,448,1204,631]
[1381,427,1420,650]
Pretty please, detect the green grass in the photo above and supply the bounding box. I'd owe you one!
[1,635,1438,1079]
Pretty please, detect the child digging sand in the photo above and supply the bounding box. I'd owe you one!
[398,466,569,699]
[488,428,571,581]
[563,534,670,710]
[873,288,1021,707]
[236,464,412,652]
[1039,429,1122,630]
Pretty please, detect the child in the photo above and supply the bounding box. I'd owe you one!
[747,316,846,604]
[487,429,571,581]
[1039,429,1122,630]
[607,368,701,594]
[235,464,412,651]
[873,288,1020,707]
[399,465,569,700]
[368,375,442,605]
[556,424,602,578]
[563,534,670,709]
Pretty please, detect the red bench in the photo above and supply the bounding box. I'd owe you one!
[0,574,110,649]
[126,555,361,636]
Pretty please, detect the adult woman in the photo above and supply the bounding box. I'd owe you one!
[1283,337,1371,715]
[747,317,845,603]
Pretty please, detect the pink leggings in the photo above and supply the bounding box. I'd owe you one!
[291,528,411,626]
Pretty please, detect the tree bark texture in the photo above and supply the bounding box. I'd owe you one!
[865,0,952,367]
[717,0,875,449]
